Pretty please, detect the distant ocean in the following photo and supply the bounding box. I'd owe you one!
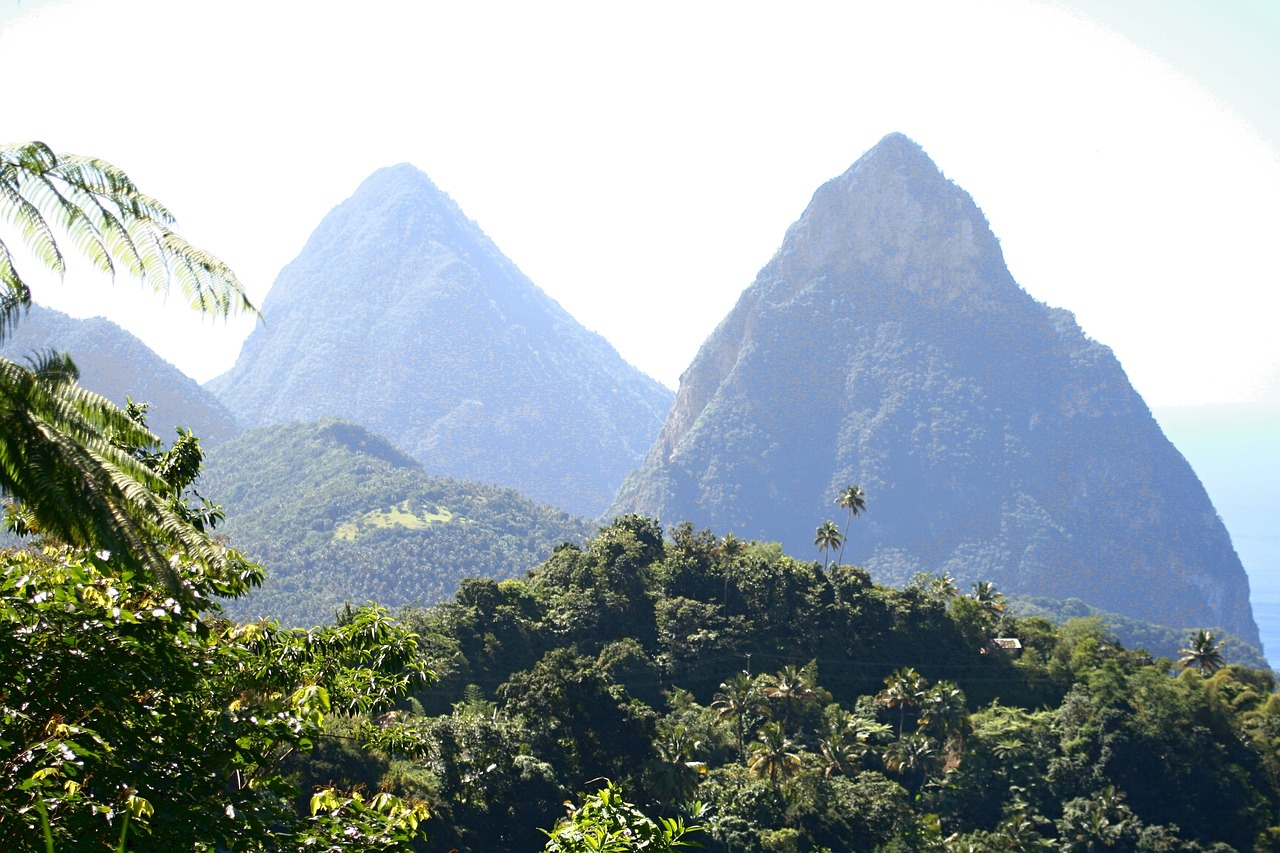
[1154,404,1280,670]
[1243,537,1280,668]
[1254,600,1280,667]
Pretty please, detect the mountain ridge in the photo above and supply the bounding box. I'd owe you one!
[1,304,239,443]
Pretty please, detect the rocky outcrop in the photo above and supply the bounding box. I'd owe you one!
[610,133,1260,648]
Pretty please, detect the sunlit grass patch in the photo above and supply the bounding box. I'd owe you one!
[333,501,453,541]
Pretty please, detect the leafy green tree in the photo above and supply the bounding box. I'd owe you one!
[835,484,866,565]
[813,520,843,569]
[541,782,704,852]
[1178,629,1226,674]
[0,546,433,850]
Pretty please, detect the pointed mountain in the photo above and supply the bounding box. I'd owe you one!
[206,165,673,517]
[610,133,1260,649]
[1,304,239,443]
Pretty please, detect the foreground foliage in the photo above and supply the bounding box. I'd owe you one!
[0,546,432,850]
[0,140,256,595]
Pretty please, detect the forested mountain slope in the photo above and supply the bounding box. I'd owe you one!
[609,133,1260,649]
[201,420,594,626]
[1,304,239,443]
[206,165,672,517]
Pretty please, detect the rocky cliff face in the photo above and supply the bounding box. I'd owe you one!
[610,133,1260,648]
[206,165,672,517]
[2,304,239,443]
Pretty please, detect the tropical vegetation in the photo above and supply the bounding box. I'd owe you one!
[3,142,1279,851]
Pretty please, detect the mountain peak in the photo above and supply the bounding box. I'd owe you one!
[759,133,1014,318]
[849,131,938,176]
[352,162,448,204]
[207,166,673,517]
[610,135,1259,648]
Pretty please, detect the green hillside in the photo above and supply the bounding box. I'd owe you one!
[201,419,595,626]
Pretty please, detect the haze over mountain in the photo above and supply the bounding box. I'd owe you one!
[2,304,239,443]
[610,133,1260,650]
[207,165,673,518]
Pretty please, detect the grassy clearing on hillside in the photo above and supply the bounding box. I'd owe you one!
[334,501,454,541]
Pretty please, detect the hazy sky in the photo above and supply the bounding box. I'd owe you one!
[2,0,1277,407]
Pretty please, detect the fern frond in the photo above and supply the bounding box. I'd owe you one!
[157,229,250,315]
[17,170,114,276]
[0,240,32,339]
[0,141,257,334]
[0,180,64,275]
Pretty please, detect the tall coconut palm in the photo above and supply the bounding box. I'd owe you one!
[712,672,768,761]
[747,721,802,788]
[834,484,866,565]
[760,664,818,736]
[877,667,927,737]
[718,532,744,610]
[1178,629,1227,674]
[814,520,843,569]
[0,142,254,589]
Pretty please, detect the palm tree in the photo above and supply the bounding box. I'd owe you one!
[916,681,970,767]
[929,572,959,599]
[814,520,843,569]
[747,721,802,788]
[648,725,707,806]
[881,732,937,785]
[970,580,1005,614]
[834,484,866,565]
[1178,629,1227,674]
[877,667,927,737]
[718,533,744,610]
[760,664,818,735]
[0,355,244,592]
[712,672,768,761]
[0,142,254,589]
[817,708,888,778]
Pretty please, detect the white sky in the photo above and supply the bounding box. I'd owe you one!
[1,0,1278,407]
